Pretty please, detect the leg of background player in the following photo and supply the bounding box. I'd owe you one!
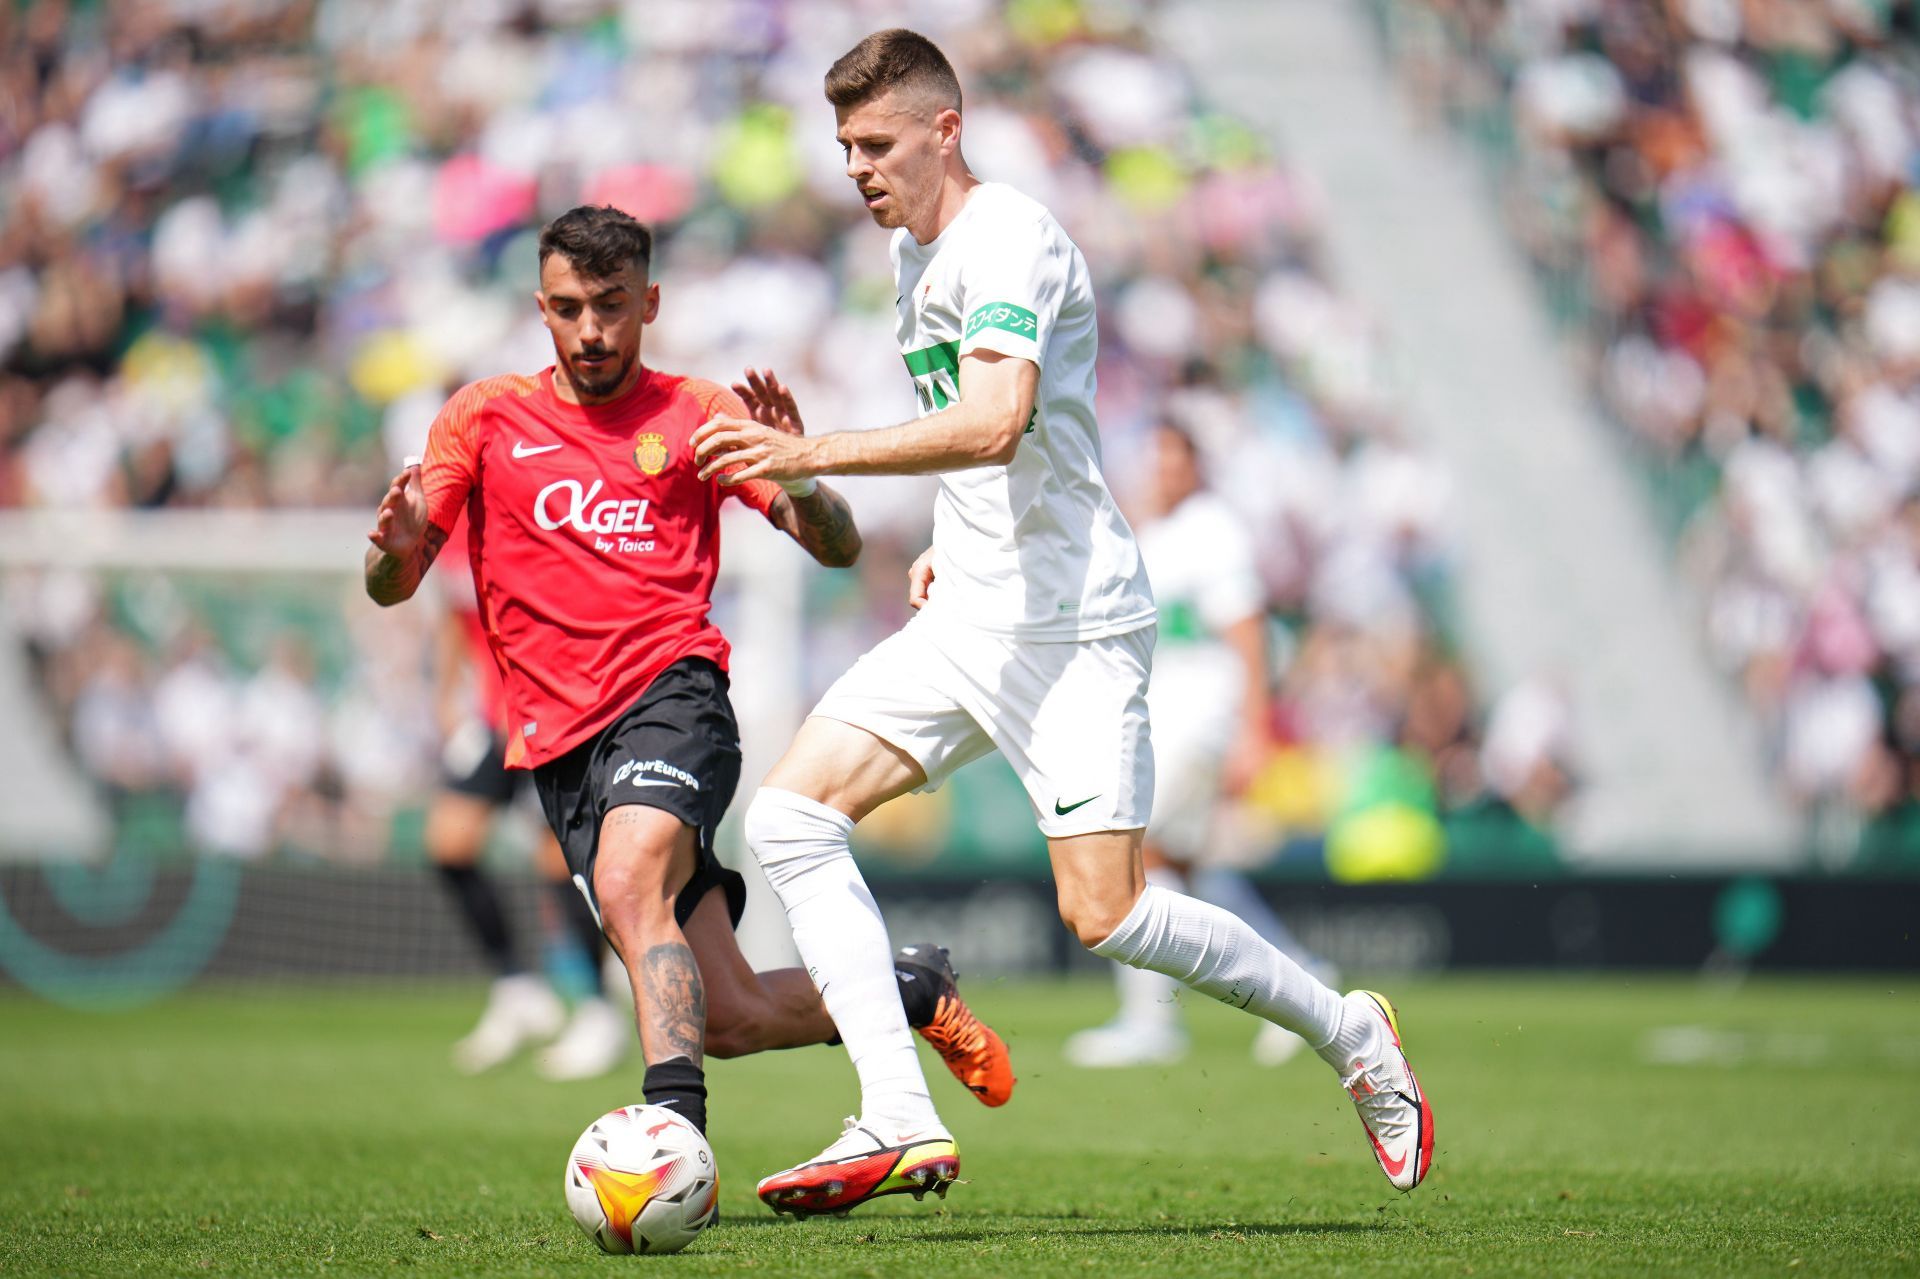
[536,831,630,1082]
[685,891,839,1057]
[428,791,519,974]
[428,790,562,1073]
[591,804,712,1132]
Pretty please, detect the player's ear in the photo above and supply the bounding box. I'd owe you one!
[534,289,549,321]
[642,282,661,324]
[935,106,961,156]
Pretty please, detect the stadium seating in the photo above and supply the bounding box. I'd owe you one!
[1373,0,1920,863]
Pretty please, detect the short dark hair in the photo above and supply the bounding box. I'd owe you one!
[1154,419,1200,461]
[825,29,961,113]
[537,205,652,282]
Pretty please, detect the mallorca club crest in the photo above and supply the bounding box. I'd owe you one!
[633,432,668,476]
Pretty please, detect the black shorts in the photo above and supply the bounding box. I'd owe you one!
[441,726,525,806]
[532,658,746,931]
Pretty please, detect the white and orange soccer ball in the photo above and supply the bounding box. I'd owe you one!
[564,1104,719,1255]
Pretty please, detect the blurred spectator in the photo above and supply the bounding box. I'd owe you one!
[4,0,1548,864]
[1378,0,1920,848]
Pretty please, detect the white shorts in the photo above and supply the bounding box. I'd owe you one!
[810,614,1156,838]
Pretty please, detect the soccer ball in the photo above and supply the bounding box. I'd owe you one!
[564,1104,719,1255]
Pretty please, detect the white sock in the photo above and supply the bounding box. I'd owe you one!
[1192,866,1337,985]
[745,787,939,1134]
[1113,867,1185,1030]
[1090,884,1344,1049]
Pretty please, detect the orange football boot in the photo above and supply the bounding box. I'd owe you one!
[895,942,1015,1107]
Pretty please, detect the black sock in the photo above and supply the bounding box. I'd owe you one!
[896,963,938,1029]
[643,1057,708,1135]
[435,863,519,976]
[548,879,605,995]
[824,967,935,1047]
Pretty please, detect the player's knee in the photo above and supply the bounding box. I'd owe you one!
[424,810,485,867]
[592,861,675,949]
[741,789,787,864]
[1058,886,1141,950]
[425,839,480,869]
[743,788,850,893]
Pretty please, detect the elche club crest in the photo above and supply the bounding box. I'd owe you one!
[633,432,668,475]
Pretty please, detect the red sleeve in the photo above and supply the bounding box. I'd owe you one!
[685,378,783,517]
[420,383,486,536]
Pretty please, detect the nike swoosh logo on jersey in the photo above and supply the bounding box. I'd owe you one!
[512,441,562,458]
[1054,795,1100,816]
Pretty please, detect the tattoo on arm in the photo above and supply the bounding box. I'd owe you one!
[364,523,449,606]
[782,485,862,568]
[641,942,706,1063]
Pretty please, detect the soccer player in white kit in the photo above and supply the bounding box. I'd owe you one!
[692,29,1435,1216]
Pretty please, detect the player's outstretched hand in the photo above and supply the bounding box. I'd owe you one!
[1222,722,1271,796]
[733,367,807,437]
[907,546,936,609]
[369,461,428,556]
[693,415,817,485]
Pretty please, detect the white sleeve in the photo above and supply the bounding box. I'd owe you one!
[1196,508,1266,632]
[956,212,1064,366]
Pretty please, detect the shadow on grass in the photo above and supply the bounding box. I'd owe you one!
[718,1216,1383,1243]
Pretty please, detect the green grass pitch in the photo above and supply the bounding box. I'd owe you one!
[3,975,1916,1276]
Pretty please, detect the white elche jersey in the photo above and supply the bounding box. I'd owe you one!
[891,182,1156,640]
[1138,491,1265,738]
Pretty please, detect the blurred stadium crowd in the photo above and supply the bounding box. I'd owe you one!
[1,0,1566,871]
[1378,0,1920,856]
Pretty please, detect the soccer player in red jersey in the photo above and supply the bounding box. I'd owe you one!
[363,205,1012,1134]
[425,512,626,1081]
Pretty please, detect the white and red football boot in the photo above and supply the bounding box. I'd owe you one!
[756,1117,959,1218]
[1335,990,1435,1191]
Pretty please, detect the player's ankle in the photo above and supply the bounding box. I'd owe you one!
[643,1056,709,1135]
[865,1093,942,1137]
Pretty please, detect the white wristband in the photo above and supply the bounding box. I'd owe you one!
[779,478,819,498]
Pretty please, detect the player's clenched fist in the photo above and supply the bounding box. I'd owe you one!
[369,462,429,555]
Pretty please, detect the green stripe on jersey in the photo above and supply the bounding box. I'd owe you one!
[902,341,960,378]
[964,301,1038,342]
[1158,599,1206,643]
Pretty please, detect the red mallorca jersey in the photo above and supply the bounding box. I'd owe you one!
[418,366,781,769]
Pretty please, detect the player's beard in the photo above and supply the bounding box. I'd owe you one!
[566,346,634,401]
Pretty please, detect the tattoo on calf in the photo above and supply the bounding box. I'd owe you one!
[641,942,706,1062]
